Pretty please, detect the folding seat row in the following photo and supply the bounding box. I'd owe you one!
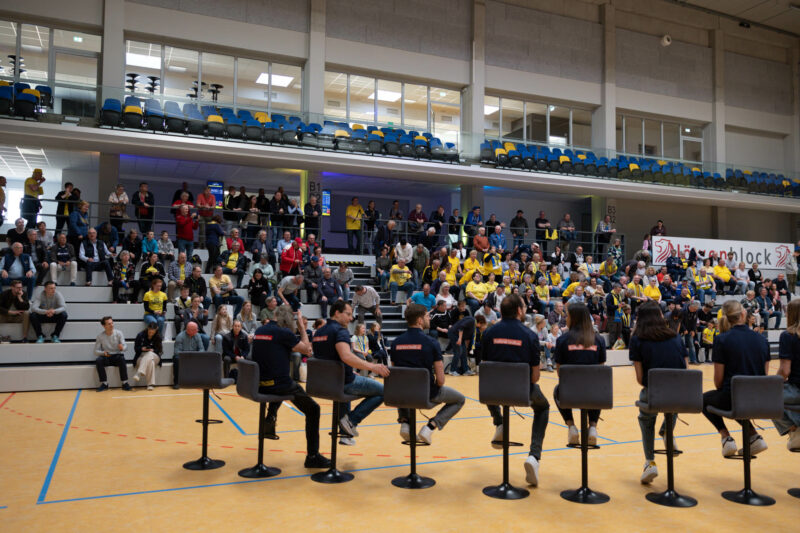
[0,81,41,118]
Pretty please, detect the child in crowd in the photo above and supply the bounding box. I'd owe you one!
[701,318,718,363]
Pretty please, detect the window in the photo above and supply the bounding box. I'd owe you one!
[682,139,702,162]
[53,29,101,53]
[431,87,460,146]
[238,57,269,111]
[644,119,661,157]
[663,122,680,159]
[323,71,347,119]
[125,41,161,97]
[376,78,402,125]
[572,109,592,148]
[270,63,301,114]
[624,116,642,155]
[501,98,523,141]
[549,105,569,145]
[618,113,704,163]
[0,21,17,82]
[526,102,547,143]
[201,52,234,107]
[483,95,499,138]
[615,114,623,152]
[487,95,592,147]
[349,75,375,124]
[163,46,198,101]
[20,24,49,84]
[404,83,428,131]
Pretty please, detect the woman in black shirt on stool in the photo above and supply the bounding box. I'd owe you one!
[774,299,800,450]
[629,302,688,485]
[702,300,771,457]
[554,303,607,446]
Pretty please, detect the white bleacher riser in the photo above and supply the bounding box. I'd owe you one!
[0,321,177,341]
[0,363,176,392]
[0,341,175,365]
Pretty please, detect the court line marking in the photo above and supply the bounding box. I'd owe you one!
[0,392,16,409]
[37,390,81,504]
[209,395,247,436]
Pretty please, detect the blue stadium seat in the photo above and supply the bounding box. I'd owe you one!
[164,101,186,133]
[0,86,12,115]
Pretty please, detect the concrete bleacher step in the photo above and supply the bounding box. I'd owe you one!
[0,320,177,342]
[0,341,175,365]
[0,363,176,392]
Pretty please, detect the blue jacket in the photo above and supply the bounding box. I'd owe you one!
[68,210,89,238]
[95,224,119,249]
[142,237,159,255]
[466,211,482,228]
[206,222,225,247]
[1,252,33,274]
[489,232,507,250]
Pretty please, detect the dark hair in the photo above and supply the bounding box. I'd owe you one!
[64,181,73,188]
[632,301,677,341]
[475,314,487,325]
[330,299,350,317]
[100,316,113,325]
[500,294,524,319]
[9,279,21,287]
[564,303,595,348]
[44,281,55,288]
[146,321,159,330]
[404,303,428,326]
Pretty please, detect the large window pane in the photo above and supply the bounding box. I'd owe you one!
[323,71,347,120]
[682,139,702,162]
[163,46,198,102]
[526,102,547,143]
[270,63,301,115]
[644,119,661,157]
[572,108,592,148]
[549,105,569,145]
[624,116,642,155]
[201,52,234,107]
[238,57,269,111]
[55,51,97,117]
[20,24,49,85]
[376,78,402,126]
[432,103,460,145]
[403,83,428,131]
[663,122,680,159]
[0,21,17,82]
[501,98,523,141]
[349,75,374,124]
[53,29,101,52]
[125,41,161,96]
[483,95,499,138]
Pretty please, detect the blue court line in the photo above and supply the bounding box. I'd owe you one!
[209,395,247,436]
[36,425,773,506]
[0,506,7,510]
[37,389,81,504]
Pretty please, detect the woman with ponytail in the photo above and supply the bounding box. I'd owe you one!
[774,299,800,450]
[702,300,771,457]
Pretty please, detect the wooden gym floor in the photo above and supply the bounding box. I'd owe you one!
[1,363,798,532]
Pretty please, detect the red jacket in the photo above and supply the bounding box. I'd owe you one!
[175,213,198,241]
[226,237,245,252]
[280,245,303,274]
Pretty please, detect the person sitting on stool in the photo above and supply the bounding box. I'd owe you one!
[94,316,131,392]
[391,303,465,444]
[773,299,800,451]
[248,305,331,468]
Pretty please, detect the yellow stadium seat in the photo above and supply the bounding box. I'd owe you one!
[577,154,586,160]
[743,170,752,175]
[494,148,507,157]
[124,105,143,115]
[503,142,516,152]
[629,163,640,171]
[207,115,223,123]
[254,112,270,123]
[414,135,427,142]
[22,88,40,99]
[657,160,667,166]
[335,129,350,138]
[0,80,10,86]
[371,130,384,137]
[559,155,570,164]
[352,124,365,130]
[691,167,701,173]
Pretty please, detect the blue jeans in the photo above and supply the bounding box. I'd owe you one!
[760,310,782,329]
[465,297,481,315]
[281,292,301,311]
[213,294,243,316]
[773,382,800,435]
[683,333,698,364]
[697,288,716,303]
[378,271,390,291]
[389,281,415,303]
[177,238,193,259]
[144,314,166,337]
[512,235,525,249]
[198,333,210,351]
[638,388,676,461]
[222,267,244,288]
[342,374,384,426]
[347,229,362,254]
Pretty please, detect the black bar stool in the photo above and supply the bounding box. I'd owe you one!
[178,351,234,470]
[306,358,358,484]
[553,364,613,504]
[384,367,435,489]
[235,359,293,478]
[636,368,703,507]
[707,375,784,506]
[784,403,800,498]
[478,361,531,500]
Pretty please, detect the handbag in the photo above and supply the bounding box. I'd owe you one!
[545,228,558,240]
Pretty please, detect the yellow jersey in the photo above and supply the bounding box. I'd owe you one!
[444,261,459,285]
[702,327,718,344]
[562,281,580,298]
[535,285,550,301]
[143,290,168,314]
[345,204,364,230]
[389,265,412,285]
[466,281,488,300]
[24,177,43,198]
[643,285,662,301]
[713,265,731,282]
[484,280,498,293]
[226,252,239,270]
[627,282,644,298]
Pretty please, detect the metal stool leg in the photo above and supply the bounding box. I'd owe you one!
[239,402,281,478]
[721,421,775,505]
[560,409,609,504]
[392,409,435,489]
[184,389,225,470]
[311,401,354,483]
[646,412,697,507]
[483,406,529,500]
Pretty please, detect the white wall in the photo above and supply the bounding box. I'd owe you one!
[613,198,713,243]
[725,129,786,172]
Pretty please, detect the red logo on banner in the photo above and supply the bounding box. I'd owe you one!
[775,245,791,268]
[654,238,673,263]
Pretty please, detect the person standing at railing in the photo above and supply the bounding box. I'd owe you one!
[195,186,216,249]
[54,181,77,235]
[408,203,427,245]
[170,191,194,217]
[345,196,365,254]
[448,208,463,246]
[287,198,303,239]
[171,182,194,206]
[509,210,529,251]
[595,215,616,257]
[21,168,45,230]
[243,196,261,247]
[373,220,395,257]
[67,201,90,252]
[107,184,128,232]
[363,200,379,254]
[270,190,288,245]
[204,215,225,274]
[489,225,506,254]
[464,206,482,238]
[222,186,241,234]
[304,194,322,241]
[131,182,154,234]
[557,213,577,252]
[429,205,446,244]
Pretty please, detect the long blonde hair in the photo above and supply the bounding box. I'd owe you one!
[787,299,800,338]
[718,300,744,333]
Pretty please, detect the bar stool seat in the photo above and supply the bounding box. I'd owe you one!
[784,403,800,498]
[306,358,358,483]
[553,365,613,504]
[478,361,532,500]
[235,360,293,478]
[178,351,234,470]
[384,367,436,489]
[707,375,784,506]
[636,369,703,507]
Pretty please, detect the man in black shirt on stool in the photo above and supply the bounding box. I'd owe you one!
[249,305,330,469]
[391,304,465,445]
[481,294,550,487]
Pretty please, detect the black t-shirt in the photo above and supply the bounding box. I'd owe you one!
[312,321,355,384]
[390,327,443,398]
[252,322,298,389]
[712,325,769,391]
[628,335,687,387]
[779,331,800,385]
[429,310,451,338]
[480,319,538,373]
[534,217,548,238]
[554,332,607,366]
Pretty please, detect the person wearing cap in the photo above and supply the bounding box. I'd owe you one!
[303,255,323,304]
[465,206,483,238]
[21,168,45,229]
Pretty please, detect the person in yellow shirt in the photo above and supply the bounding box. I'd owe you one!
[694,267,718,304]
[483,272,498,293]
[345,196,365,254]
[21,168,45,229]
[547,265,562,296]
[465,271,488,314]
[443,253,460,286]
[389,258,415,304]
[598,256,618,292]
[711,258,738,295]
[143,278,168,336]
[643,277,663,309]
[506,262,521,284]
[627,274,646,314]
[461,250,481,282]
[535,276,554,312]
[700,319,718,363]
[562,277,586,299]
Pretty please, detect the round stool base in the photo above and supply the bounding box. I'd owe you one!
[183,456,225,471]
[392,473,435,489]
[646,489,697,508]
[238,464,281,479]
[721,488,775,506]
[311,468,354,484]
[787,488,800,499]
[482,483,530,500]
[560,486,610,504]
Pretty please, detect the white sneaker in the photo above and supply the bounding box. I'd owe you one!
[588,426,598,446]
[721,436,737,457]
[131,372,142,383]
[338,437,356,446]
[640,461,658,485]
[787,428,800,451]
[747,434,768,455]
[418,424,434,445]
[492,424,503,449]
[339,415,359,437]
[524,455,540,486]
[399,423,411,443]
[146,385,154,391]
[567,425,579,445]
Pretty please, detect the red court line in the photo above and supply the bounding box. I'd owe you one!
[0,393,15,409]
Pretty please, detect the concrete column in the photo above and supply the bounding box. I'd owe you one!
[459,184,484,229]
[591,3,616,156]
[303,0,326,118]
[98,153,120,209]
[711,206,727,239]
[784,42,800,175]
[461,0,486,158]
[704,29,726,169]
[101,0,125,101]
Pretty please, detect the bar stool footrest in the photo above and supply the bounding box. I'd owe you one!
[238,464,281,479]
[183,456,225,470]
[401,440,431,446]
[654,448,683,456]
[196,418,223,424]
[566,443,600,450]
[311,468,354,484]
[788,488,800,498]
[482,482,530,500]
[491,440,523,447]
[560,486,610,504]
[645,489,697,508]
[722,454,757,461]
[392,473,435,489]
[721,488,775,506]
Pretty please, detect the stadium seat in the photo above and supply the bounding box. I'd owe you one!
[183,103,205,135]
[226,117,244,139]
[206,114,225,138]
[335,129,353,151]
[399,134,414,157]
[351,129,368,152]
[144,99,164,131]
[14,91,37,118]
[281,120,302,144]
[317,124,336,149]
[367,133,384,154]
[164,101,186,133]
[121,104,143,128]
[414,136,430,158]
[445,142,459,162]
[0,86,12,115]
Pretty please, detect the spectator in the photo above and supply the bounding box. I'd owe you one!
[694,267,717,304]
[122,229,142,266]
[757,286,782,329]
[332,263,354,302]
[142,278,168,337]
[95,222,119,256]
[242,195,261,245]
[94,315,132,392]
[557,213,576,252]
[345,196,365,253]
[448,208,463,245]
[2,242,35,296]
[633,249,652,267]
[258,296,279,323]
[141,230,159,258]
[447,304,475,377]
[507,209,529,250]
[353,284,382,325]
[407,203,427,243]
[209,265,244,316]
[700,318,718,363]
[389,259,415,305]
[409,283,436,310]
[23,229,48,286]
[533,210,551,254]
[304,194,322,239]
[746,262,763,291]
[170,181,194,205]
[67,201,90,251]
[167,252,193,300]
[249,254,276,291]
[566,245,586,273]
[595,215,616,256]
[317,267,341,319]
[195,186,216,249]
[465,271,488,314]
[303,256,323,304]
[279,238,303,276]
[680,301,701,364]
[210,303,233,354]
[131,182,155,233]
[204,215,225,273]
[174,204,198,258]
[220,240,248,288]
[109,250,137,303]
[472,227,489,254]
[108,183,129,232]
[650,220,666,237]
[54,182,78,235]
[475,299,499,325]
[489,225,506,253]
[32,222,52,251]
[172,320,205,388]
[277,230,294,256]
[250,229,272,265]
[21,168,45,229]
[411,242,430,285]
[49,233,77,287]
[775,273,792,302]
[222,320,250,375]
[173,285,192,332]
[181,295,210,349]
[248,268,271,308]
[277,273,304,311]
[6,218,28,248]
[435,282,457,311]
[222,186,241,233]
[266,189,285,242]
[30,281,67,343]
[464,206,482,238]
[373,220,396,255]
[712,258,738,295]
[374,246,392,291]
[429,205,446,236]
[225,227,245,254]
[394,237,413,265]
[185,266,211,309]
[0,279,30,341]
[138,252,165,297]
[734,261,754,294]
[0,176,4,227]
[351,322,371,367]
[131,321,163,391]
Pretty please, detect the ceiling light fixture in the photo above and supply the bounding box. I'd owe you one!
[483,105,499,115]
[367,90,401,102]
[255,73,294,87]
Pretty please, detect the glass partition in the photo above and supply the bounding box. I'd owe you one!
[0,21,17,83]
[20,24,49,85]
[404,83,428,131]
[163,46,198,102]
[201,52,234,107]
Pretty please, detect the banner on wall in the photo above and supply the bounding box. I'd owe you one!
[207,180,224,208]
[652,235,793,269]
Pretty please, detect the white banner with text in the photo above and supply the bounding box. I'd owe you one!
[652,235,793,270]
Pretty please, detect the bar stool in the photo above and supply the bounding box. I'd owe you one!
[384,367,435,489]
[635,368,703,507]
[178,351,234,470]
[235,360,293,478]
[553,365,613,504]
[306,358,358,484]
[478,361,532,500]
[707,375,784,506]
[784,403,800,498]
